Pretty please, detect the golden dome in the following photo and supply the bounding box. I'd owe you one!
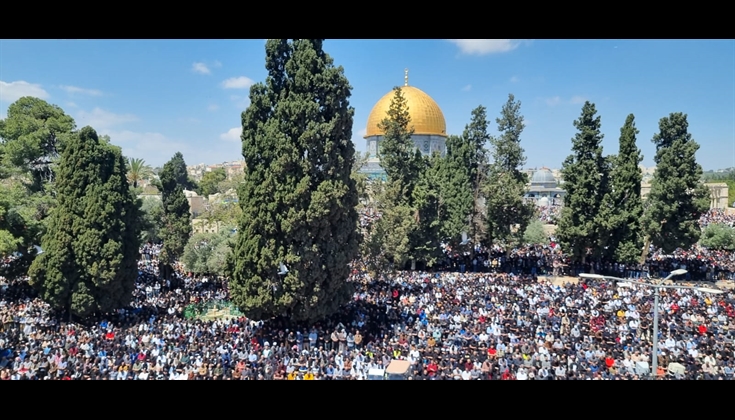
[364,85,447,138]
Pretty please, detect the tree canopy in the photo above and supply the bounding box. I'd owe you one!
[0,96,76,191]
[483,95,534,249]
[28,126,141,318]
[556,102,610,264]
[158,153,193,268]
[597,114,644,264]
[229,39,360,322]
[641,113,710,255]
[182,229,235,276]
[198,167,228,197]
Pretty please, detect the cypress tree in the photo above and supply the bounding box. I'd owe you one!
[159,153,193,277]
[372,87,428,270]
[437,134,473,246]
[229,39,360,322]
[438,105,489,250]
[378,87,424,202]
[640,113,710,257]
[28,126,141,318]
[556,102,610,264]
[410,152,444,267]
[598,114,644,264]
[484,95,534,248]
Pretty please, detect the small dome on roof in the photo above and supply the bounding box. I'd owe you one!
[531,168,556,185]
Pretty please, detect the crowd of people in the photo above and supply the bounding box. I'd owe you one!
[2,207,735,380]
[2,258,735,380]
[536,204,562,225]
[699,209,735,228]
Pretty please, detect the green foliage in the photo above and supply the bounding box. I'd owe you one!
[410,152,444,266]
[201,200,242,228]
[352,151,370,206]
[556,102,611,263]
[483,95,535,248]
[182,229,235,276]
[139,196,164,243]
[641,113,710,254]
[436,105,492,250]
[523,220,548,245]
[369,86,436,269]
[368,182,417,270]
[0,179,53,261]
[198,167,227,197]
[0,97,76,192]
[597,114,645,264]
[437,134,473,246]
[28,126,141,318]
[153,151,197,193]
[700,223,735,250]
[0,97,72,275]
[159,154,193,265]
[377,87,423,201]
[217,171,245,195]
[126,157,152,189]
[229,39,360,322]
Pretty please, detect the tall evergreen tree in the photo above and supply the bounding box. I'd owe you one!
[377,87,424,201]
[464,106,491,245]
[438,105,489,249]
[410,152,444,267]
[368,87,428,270]
[158,153,193,276]
[229,39,360,322]
[483,95,534,248]
[640,113,710,258]
[28,126,141,318]
[597,114,644,263]
[437,134,473,246]
[556,102,610,264]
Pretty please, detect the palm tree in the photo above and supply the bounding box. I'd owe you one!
[127,157,153,188]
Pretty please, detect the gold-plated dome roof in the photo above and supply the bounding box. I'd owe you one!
[364,85,447,138]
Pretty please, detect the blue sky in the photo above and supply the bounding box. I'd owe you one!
[1,39,733,170]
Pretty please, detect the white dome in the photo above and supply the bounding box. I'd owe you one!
[531,169,556,184]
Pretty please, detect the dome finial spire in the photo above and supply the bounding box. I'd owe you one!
[404,68,409,86]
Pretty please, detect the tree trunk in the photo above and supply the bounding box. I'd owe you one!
[411,259,416,271]
[639,235,651,265]
[471,169,481,260]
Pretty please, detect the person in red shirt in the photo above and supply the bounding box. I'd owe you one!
[698,324,707,335]
[605,357,615,370]
[488,348,497,358]
[427,360,438,377]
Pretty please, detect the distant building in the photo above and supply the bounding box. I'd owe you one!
[706,183,729,209]
[360,70,447,180]
[641,181,728,209]
[524,168,565,206]
[184,190,205,217]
